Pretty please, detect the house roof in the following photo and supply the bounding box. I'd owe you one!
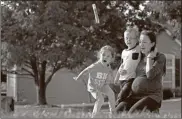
[156,30,181,59]
[152,21,181,47]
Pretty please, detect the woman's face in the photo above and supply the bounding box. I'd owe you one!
[139,34,155,54]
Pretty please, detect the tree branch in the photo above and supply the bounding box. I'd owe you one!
[45,58,68,87]
[22,67,34,77]
[45,64,61,87]
[24,62,32,69]
[30,56,39,86]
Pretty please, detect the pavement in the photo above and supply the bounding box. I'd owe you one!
[160,98,181,114]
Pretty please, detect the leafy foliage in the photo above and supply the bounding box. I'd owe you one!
[2,1,178,104]
[1,1,130,104]
[144,1,181,41]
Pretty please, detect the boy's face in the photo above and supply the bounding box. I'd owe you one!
[124,32,138,49]
[100,50,113,65]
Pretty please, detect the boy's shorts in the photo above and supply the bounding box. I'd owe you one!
[119,78,135,89]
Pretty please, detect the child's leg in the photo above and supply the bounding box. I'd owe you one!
[116,79,134,105]
[102,85,115,112]
[115,80,127,105]
[90,91,104,117]
[118,82,131,100]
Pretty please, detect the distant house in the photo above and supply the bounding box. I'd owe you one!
[156,30,180,59]
[156,29,180,88]
[16,68,92,105]
[4,29,180,105]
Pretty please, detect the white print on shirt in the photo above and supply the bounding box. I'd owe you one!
[92,72,108,88]
[96,72,108,79]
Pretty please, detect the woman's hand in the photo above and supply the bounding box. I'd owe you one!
[147,48,157,58]
[146,48,158,76]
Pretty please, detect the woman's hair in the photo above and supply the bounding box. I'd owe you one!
[140,30,157,52]
[140,30,166,75]
[97,45,115,60]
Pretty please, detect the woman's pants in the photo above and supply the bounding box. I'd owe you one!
[115,96,160,114]
[90,85,115,117]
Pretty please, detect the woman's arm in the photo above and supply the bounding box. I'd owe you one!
[146,53,166,79]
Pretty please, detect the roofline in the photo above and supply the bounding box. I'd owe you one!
[164,29,181,46]
[151,21,181,47]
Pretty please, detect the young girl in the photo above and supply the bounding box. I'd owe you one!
[74,45,116,118]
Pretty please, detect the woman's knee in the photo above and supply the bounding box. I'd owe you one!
[128,97,159,114]
[115,101,130,112]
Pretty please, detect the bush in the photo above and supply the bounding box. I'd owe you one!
[163,88,174,100]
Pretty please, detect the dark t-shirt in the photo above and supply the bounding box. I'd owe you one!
[131,52,166,104]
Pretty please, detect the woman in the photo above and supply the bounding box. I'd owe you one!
[115,30,166,114]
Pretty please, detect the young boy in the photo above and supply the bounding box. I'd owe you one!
[114,27,141,106]
[74,45,116,118]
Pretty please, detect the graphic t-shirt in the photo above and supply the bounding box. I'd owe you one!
[86,62,112,92]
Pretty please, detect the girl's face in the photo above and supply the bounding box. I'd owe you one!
[124,32,138,49]
[139,34,155,54]
[100,50,113,65]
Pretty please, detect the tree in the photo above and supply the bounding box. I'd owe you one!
[144,1,181,42]
[2,1,95,105]
[2,1,150,105]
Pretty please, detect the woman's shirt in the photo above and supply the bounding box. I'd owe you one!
[131,52,166,104]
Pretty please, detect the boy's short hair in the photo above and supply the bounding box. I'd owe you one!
[124,27,139,39]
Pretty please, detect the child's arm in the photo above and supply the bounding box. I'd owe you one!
[114,64,124,84]
[106,70,115,84]
[114,50,126,84]
[74,67,90,81]
[114,70,120,84]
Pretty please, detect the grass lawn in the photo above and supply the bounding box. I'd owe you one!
[1,98,181,118]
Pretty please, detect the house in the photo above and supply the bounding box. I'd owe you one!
[15,68,92,105]
[156,29,181,88]
[156,30,180,59]
[2,29,180,105]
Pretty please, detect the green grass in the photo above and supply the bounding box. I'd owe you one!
[1,98,181,118]
[0,107,181,118]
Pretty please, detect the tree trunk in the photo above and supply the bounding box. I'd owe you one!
[35,61,47,105]
[36,83,47,105]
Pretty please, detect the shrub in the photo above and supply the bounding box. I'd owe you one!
[163,88,174,100]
